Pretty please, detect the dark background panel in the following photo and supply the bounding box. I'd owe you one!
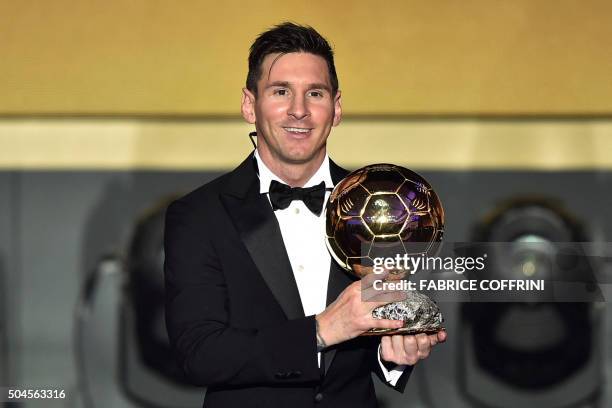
[0,172,15,389]
[423,171,612,242]
[0,169,611,407]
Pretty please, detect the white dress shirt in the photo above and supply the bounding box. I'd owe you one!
[254,150,405,386]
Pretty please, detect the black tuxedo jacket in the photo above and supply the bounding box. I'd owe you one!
[164,153,411,408]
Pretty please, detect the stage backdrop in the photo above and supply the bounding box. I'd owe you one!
[1,0,611,116]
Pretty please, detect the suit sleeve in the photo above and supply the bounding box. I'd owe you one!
[164,199,321,387]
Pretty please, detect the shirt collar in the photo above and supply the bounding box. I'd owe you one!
[254,149,334,194]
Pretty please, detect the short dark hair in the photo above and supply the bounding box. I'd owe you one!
[246,22,339,97]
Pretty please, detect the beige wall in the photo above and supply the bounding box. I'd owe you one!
[1,0,611,115]
[1,118,611,170]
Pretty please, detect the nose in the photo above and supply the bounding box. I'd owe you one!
[288,95,310,120]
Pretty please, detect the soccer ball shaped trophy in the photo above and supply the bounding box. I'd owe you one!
[325,164,445,335]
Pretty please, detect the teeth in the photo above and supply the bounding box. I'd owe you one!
[285,127,310,133]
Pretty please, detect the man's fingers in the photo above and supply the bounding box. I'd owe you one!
[415,333,431,358]
[364,298,406,314]
[361,270,389,289]
[363,288,407,304]
[437,329,447,343]
[380,336,393,361]
[382,331,446,366]
[391,335,407,361]
[367,318,404,331]
[381,331,446,366]
[402,335,418,365]
[360,284,390,301]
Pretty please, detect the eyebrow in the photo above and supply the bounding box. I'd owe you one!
[265,81,332,92]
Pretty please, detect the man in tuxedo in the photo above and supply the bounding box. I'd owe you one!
[164,22,446,408]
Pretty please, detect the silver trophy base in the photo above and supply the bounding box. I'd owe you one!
[363,290,444,336]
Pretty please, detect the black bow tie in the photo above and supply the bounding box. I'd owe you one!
[269,180,328,216]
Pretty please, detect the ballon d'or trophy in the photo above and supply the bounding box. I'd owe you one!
[325,164,445,335]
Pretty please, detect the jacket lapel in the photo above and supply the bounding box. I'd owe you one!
[329,157,349,187]
[220,153,355,375]
[220,153,305,320]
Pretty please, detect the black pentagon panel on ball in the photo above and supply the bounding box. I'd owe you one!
[397,179,431,214]
[325,205,339,238]
[400,212,438,254]
[428,188,445,225]
[328,169,367,204]
[333,217,374,258]
[359,164,406,194]
[362,193,408,236]
[338,184,371,218]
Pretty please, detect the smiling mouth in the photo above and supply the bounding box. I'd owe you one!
[282,127,313,137]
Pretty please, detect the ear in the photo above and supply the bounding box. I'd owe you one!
[332,90,342,127]
[241,88,256,124]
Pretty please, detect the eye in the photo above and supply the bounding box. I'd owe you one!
[308,90,324,98]
[273,88,288,96]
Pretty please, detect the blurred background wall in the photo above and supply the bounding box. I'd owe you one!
[1,1,611,407]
